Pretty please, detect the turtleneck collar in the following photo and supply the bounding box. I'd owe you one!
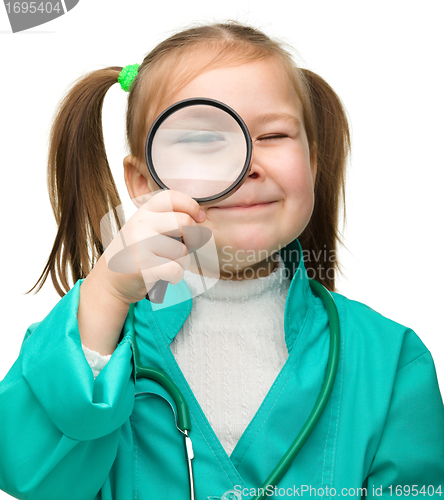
[182,252,288,302]
[133,238,312,353]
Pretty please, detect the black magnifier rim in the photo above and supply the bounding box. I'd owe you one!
[145,97,253,204]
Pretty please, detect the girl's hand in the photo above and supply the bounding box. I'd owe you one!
[100,189,206,305]
[78,190,205,355]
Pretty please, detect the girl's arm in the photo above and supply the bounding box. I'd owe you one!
[77,254,130,356]
[0,280,135,500]
[363,350,444,497]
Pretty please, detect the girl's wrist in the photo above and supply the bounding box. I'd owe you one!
[91,254,139,307]
[78,260,131,356]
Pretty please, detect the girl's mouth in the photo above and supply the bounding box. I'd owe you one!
[210,202,276,211]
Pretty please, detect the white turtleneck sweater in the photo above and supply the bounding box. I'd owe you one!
[82,254,291,456]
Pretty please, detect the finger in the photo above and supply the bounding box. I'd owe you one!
[120,210,194,248]
[135,232,189,263]
[139,256,190,289]
[105,234,191,276]
[141,189,205,224]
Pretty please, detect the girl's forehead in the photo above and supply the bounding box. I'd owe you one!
[173,55,291,91]
[159,57,301,113]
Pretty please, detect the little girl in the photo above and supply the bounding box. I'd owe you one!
[0,21,443,500]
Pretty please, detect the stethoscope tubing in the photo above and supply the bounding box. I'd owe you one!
[132,308,192,431]
[251,278,340,500]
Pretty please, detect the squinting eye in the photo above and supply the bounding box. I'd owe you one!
[258,135,288,141]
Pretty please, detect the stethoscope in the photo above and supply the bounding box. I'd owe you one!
[126,98,340,500]
[131,278,340,500]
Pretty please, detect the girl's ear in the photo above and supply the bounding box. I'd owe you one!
[123,155,154,208]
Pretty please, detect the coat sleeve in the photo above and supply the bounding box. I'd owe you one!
[364,349,444,498]
[0,279,136,500]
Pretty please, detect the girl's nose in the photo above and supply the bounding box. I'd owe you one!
[249,169,259,179]
[246,154,264,180]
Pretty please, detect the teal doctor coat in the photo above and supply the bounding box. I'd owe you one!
[1,239,443,499]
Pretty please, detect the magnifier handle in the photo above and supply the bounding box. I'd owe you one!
[145,235,183,304]
[145,280,169,303]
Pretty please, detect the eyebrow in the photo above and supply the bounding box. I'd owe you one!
[255,113,301,127]
[163,107,240,131]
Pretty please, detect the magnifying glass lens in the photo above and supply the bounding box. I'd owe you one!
[151,104,248,199]
[144,99,252,303]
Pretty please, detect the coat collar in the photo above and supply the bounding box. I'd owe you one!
[134,238,311,353]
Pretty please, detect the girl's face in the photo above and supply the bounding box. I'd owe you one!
[136,57,317,280]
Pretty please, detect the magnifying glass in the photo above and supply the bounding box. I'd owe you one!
[144,97,253,303]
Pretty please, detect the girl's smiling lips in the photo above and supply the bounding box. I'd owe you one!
[209,201,277,210]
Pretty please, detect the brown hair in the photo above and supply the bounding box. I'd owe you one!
[28,20,350,297]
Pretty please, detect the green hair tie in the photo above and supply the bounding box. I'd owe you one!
[118,63,140,92]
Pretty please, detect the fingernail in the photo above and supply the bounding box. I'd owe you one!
[198,210,206,221]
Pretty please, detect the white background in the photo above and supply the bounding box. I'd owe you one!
[0,1,443,498]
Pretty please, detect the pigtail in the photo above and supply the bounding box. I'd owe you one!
[27,67,124,297]
[298,69,351,292]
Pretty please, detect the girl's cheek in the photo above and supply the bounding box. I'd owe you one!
[280,151,313,189]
